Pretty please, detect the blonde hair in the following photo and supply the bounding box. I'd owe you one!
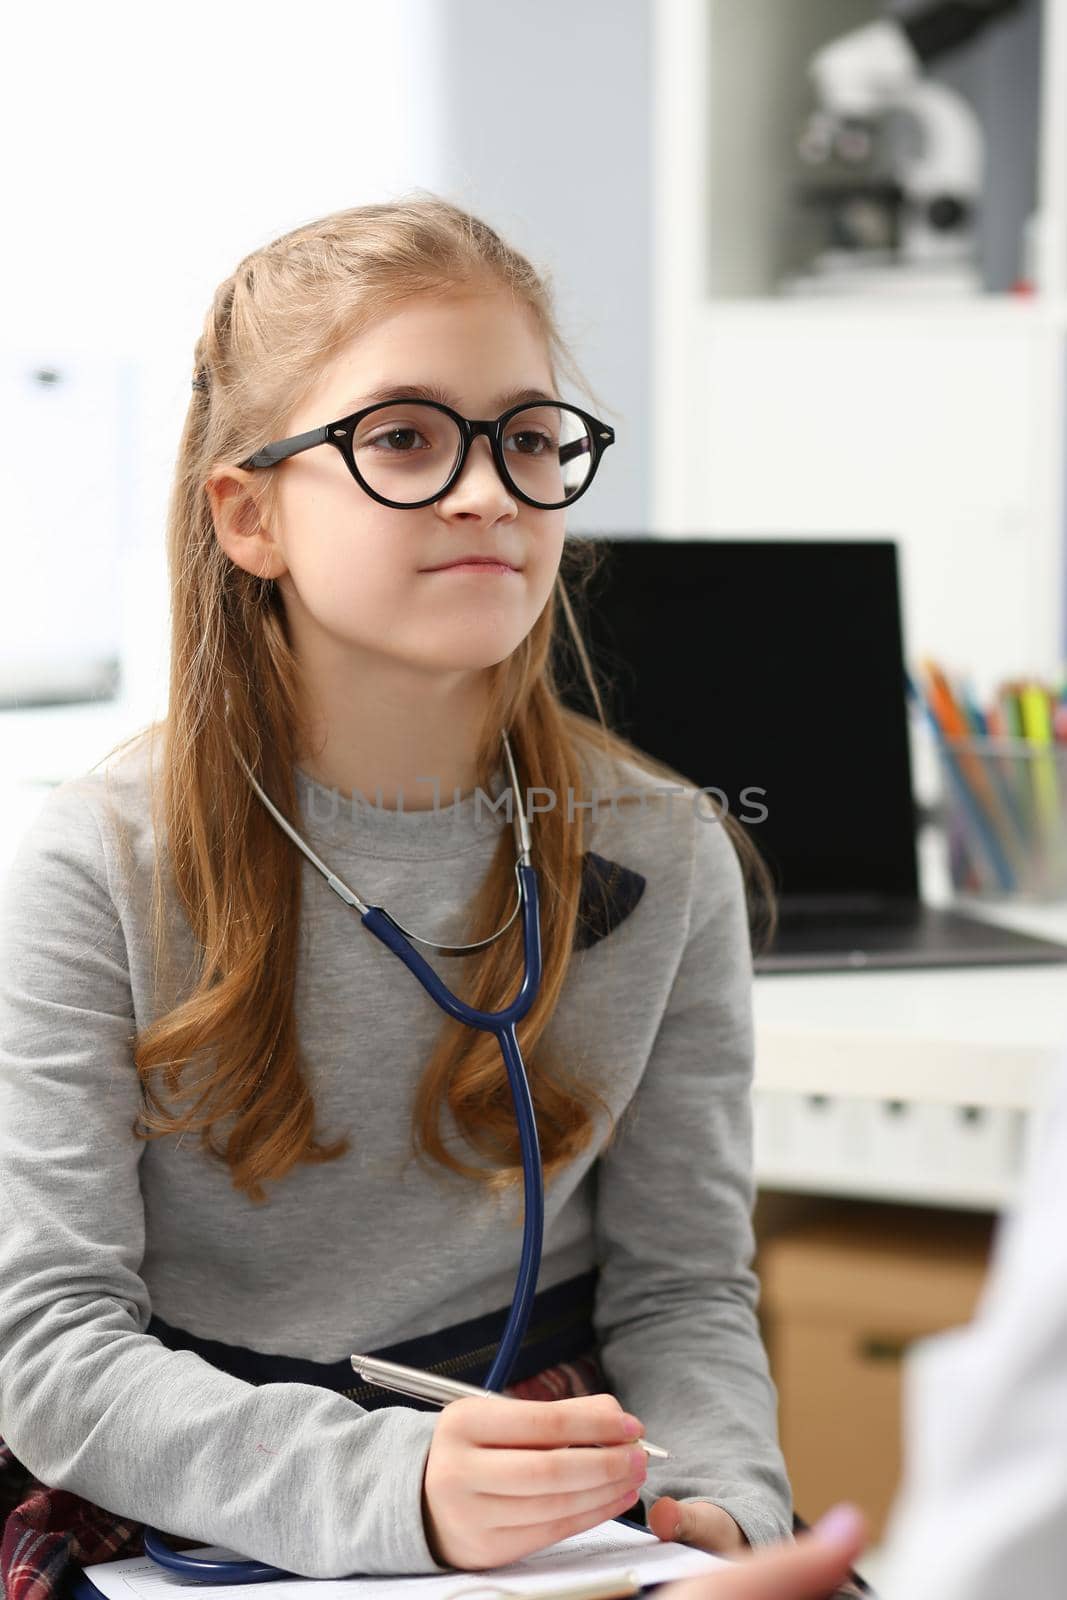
[100,192,775,1205]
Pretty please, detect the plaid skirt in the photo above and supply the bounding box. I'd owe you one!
[0,1269,636,1600]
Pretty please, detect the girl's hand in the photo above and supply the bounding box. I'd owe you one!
[421,1393,648,1570]
[648,1496,748,1554]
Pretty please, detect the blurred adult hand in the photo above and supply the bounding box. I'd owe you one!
[656,1505,868,1600]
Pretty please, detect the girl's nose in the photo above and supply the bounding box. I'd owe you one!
[439,435,516,512]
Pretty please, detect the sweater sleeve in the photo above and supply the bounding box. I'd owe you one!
[590,796,793,1547]
[0,782,449,1579]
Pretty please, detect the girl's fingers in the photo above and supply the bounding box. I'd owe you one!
[478,1476,643,1529]
[450,1394,638,1450]
[653,1498,746,1555]
[422,1395,647,1572]
[505,1490,645,1554]
[458,1441,645,1497]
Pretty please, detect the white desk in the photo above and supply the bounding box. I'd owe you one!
[753,829,1067,1210]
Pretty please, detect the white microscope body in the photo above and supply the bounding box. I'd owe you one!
[789,11,1004,294]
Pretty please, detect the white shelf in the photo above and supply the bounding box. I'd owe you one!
[652,1,1067,656]
[700,293,1053,326]
[653,1,1067,692]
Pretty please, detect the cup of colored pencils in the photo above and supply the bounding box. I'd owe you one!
[913,660,1067,901]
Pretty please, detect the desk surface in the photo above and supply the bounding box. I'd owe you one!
[753,829,1067,1113]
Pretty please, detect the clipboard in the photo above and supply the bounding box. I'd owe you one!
[70,1516,713,1593]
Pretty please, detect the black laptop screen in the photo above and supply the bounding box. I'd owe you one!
[556,537,919,906]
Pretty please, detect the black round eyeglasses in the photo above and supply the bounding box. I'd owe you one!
[237,396,615,511]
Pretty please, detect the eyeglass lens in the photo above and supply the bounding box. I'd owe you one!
[352,403,594,507]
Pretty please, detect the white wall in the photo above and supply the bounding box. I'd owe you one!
[2,0,448,766]
[433,0,652,538]
[1,0,652,817]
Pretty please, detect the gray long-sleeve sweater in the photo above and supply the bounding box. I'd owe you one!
[0,733,792,1578]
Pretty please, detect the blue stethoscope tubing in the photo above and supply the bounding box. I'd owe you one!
[143,848,545,1582]
[362,866,545,1395]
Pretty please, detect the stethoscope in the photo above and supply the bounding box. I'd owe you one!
[144,729,545,1583]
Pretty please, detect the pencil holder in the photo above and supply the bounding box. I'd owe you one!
[938,737,1067,900]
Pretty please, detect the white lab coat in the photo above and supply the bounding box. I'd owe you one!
[876,1054,1067,1600]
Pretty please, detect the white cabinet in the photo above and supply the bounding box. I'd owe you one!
[652,0,1067,690]
[653,2,1067,1207]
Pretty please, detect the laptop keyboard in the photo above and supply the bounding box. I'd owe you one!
[758,904,1067,971]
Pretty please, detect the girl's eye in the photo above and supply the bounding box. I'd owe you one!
[366,426,427,452]
[507,429,555,456]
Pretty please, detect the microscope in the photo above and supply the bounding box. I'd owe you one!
[783,0,1023,295]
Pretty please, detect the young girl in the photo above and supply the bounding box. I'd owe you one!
[0,194,792,1591]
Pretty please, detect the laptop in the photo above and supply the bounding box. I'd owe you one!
[556,536,1067,974]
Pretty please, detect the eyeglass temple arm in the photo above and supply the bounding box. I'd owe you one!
[239,425,329,470]
[559,425,612,466]
[559,438,588,466]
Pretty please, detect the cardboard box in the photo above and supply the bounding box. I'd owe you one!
[758,1203,994,1540]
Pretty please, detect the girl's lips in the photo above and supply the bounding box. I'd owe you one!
[424,560,520,573]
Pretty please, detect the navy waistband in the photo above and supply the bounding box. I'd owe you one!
[147,1267,600,1411]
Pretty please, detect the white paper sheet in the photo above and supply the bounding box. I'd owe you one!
[82,1518,727,1600]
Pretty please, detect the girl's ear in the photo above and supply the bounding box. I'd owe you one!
[206,468,289,581]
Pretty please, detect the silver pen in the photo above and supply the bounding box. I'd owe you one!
[350,1354,670,1459]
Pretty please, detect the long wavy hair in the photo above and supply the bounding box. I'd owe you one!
[98,193,776,1205]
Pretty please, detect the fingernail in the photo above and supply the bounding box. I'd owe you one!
[622,1416,644,1438]
[671,1519,682,1540]
[813,1504,864,1544]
